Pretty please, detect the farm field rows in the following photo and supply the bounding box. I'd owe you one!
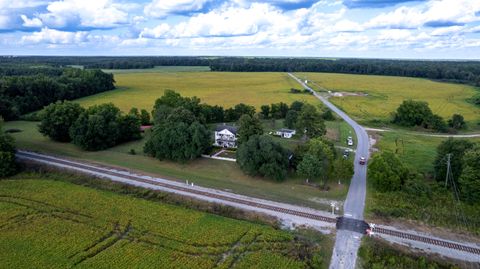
[4,121,349,211]
[0,175,331,268]
[76,72,317,112]
[295,72,480,129]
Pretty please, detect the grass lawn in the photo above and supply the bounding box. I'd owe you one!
[358,237,471,268]
[374,131,480,174]
[367,131,480,235]
[75,72,318,112]
[0,173,332,268]
[295,72,480,129]
[5,121,349,211]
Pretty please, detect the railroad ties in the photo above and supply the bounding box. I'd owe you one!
[17,151,480,257]
[374,227,480,255]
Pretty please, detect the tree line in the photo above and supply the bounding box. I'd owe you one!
[0,56,210,70]
[3,56,480,85]
[393,100,466,133]
[210,58,480,86]
[0,117,17,177]
[0,67,115,120]
[39,101,144,151]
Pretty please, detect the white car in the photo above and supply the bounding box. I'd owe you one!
[347,139,354,146]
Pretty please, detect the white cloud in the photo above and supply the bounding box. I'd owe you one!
[144,0,211,18]
[332,19,364,32]
[365,0,480,29]
[142,3,296,39]
[21,15,43,27]
[21,27,90,44]
[141,24,171,38]
[34,0,129,29]
[430,26,464,36]
[0,0,47,9]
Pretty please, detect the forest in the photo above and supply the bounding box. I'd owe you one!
[2,56,480,86]
[0,67,114,120]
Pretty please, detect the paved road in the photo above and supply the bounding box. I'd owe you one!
[288,73,370,269]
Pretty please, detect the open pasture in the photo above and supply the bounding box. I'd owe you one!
[296,72,480,128]
[0,176,329,268]
[76,72,316,112]
[374,131,480,174]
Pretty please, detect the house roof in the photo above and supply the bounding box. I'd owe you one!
[278,128,295,133]
[216,124,238,134]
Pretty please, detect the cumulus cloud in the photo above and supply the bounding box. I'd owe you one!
[21,27,90,44]
[21,15,43,27]
[31,0,130,30]
[342,0,424,9]
[144,0,214,18]
[365,0,480,29]
[233,0,319,10]
[142,3,296,38]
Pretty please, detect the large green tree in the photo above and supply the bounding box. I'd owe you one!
[448,114,466,130]
[140,109,151,125]
[296,104,326,139]
[433,138,474,186]
[284,110,298,129]
[368,151,409,192]
[393,100,433,127]
[290,101,304,112]
[144,107,211,162]
[298,138,334,184]
[260,105,270,119]
[236,135,289,181]
[459,146,480,204]
[333,158,354,185]
[0,118,17,177]
[69,103,122,151]
[297,153,322,183]
[237,114,263,145]
[118,114,141,143]
[38,101,85,142]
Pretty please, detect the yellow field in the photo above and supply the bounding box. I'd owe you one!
[0,176,330,268]
[76,72,317,112]
[296,72,480,126]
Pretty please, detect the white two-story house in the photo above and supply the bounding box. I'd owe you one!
[214,124,238,149]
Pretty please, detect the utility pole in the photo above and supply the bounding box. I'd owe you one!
[445,153,452,187]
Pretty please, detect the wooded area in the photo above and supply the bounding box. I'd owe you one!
[0,67,114,120]
[2,56,480,86]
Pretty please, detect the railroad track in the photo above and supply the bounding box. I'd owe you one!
[17,151,480,257]
[375,227,480,255]
[16,151,337,224]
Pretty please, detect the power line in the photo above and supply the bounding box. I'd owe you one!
[444,153,469,230]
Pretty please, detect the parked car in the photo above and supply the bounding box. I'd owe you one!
[359,157,366,165]
[343,149,350,159]
[347,139,354,146]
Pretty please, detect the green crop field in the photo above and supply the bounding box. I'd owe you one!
[0,175,331,268]
[374,131,480,174]
[4,121,349,211]
[295,72,480,128]
[75,72,317,112]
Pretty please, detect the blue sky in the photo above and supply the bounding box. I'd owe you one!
[1,0,480,59]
